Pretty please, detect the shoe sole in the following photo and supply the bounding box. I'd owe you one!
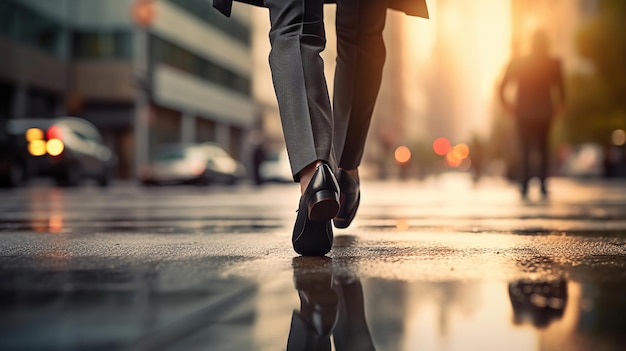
[308,190,340,221]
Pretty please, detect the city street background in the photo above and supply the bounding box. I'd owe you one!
[1,175,625,350]
[2,0,626,350]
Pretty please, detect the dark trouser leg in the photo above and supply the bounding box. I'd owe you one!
[518,118,551,195]
[536,121,552,194]
[332,278,375,351]
[517,124,533,195]
[265,0,334,181]
[333,0,388,169]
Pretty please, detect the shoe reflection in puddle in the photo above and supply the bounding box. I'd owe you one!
[287,257,375,351]
[508,278,568,329]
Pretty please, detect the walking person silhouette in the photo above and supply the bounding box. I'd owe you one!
[213,0,428,255]
[499,29,566,199]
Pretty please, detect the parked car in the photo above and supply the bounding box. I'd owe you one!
[140,142,246,186]
[560,143,604,178]
[259,149,292,183]
[0,117,117,187]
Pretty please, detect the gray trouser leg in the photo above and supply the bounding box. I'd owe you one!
[265,0,334,181]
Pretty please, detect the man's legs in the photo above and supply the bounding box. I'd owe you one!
[517,124,533,198]
[333,0,388,170]
[536,120,552,196]
[265,0,334,183]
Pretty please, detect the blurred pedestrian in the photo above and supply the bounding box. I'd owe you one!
[248,130,267,186]
[469,135,485,183]
[213,0,428,255]
[499,29,566,199]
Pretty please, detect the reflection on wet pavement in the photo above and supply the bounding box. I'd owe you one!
[509,279,568,329]
[1,179,626,350]
[2,255,625,350]
[287,256,376,351]
[0,258,260,351]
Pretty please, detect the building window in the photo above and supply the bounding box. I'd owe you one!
[0,80,14,119]
[0,0,64,57]
[73,31,132,60]
[151,35,250,96]
[166,0,251,45]
[196,118,216,142]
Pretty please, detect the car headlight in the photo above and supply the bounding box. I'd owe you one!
[28,139,47,156]
[25,127,65,156]
[46,139,64,156]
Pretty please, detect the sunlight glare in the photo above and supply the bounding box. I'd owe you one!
[406,0,512,141]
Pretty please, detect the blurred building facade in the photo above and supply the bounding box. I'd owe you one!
[0,0,258,179]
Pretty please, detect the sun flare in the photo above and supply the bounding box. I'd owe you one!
[404,0,512,141]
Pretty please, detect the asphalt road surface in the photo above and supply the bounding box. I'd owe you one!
[1,174,625,350]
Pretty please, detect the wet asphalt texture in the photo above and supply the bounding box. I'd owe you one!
[1,174,625,351]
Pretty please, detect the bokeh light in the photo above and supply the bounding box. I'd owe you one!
[25,128,44,142]
[46,125,63,140]
[611,129,626,146]
[452,143,470,159]
[28,140,46,156]
[433,137,451,156]
[446,151,462,168]
[459,157,472,171]
[395,146,412,164]
[439,142,472,169]
[46,139,65,156]
[132,0,156,27]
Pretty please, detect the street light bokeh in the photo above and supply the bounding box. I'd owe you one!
[132,0,156,27]
[452,143,470,160]
[395,145,412,165]
[433,137,451,156]
[612,129,626,146]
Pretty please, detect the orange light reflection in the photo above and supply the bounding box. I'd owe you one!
[395,146,412,164]
[48,214,64,233]
[433,137,451,156]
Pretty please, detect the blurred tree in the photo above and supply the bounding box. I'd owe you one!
[564,0,626,144]
[561,72,614,143]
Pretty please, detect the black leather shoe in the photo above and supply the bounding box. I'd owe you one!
[333,170,360,229]
[292,163,340,256]
[304,163,340,221]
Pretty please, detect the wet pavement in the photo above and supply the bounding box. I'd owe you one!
[1,174,625,350]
